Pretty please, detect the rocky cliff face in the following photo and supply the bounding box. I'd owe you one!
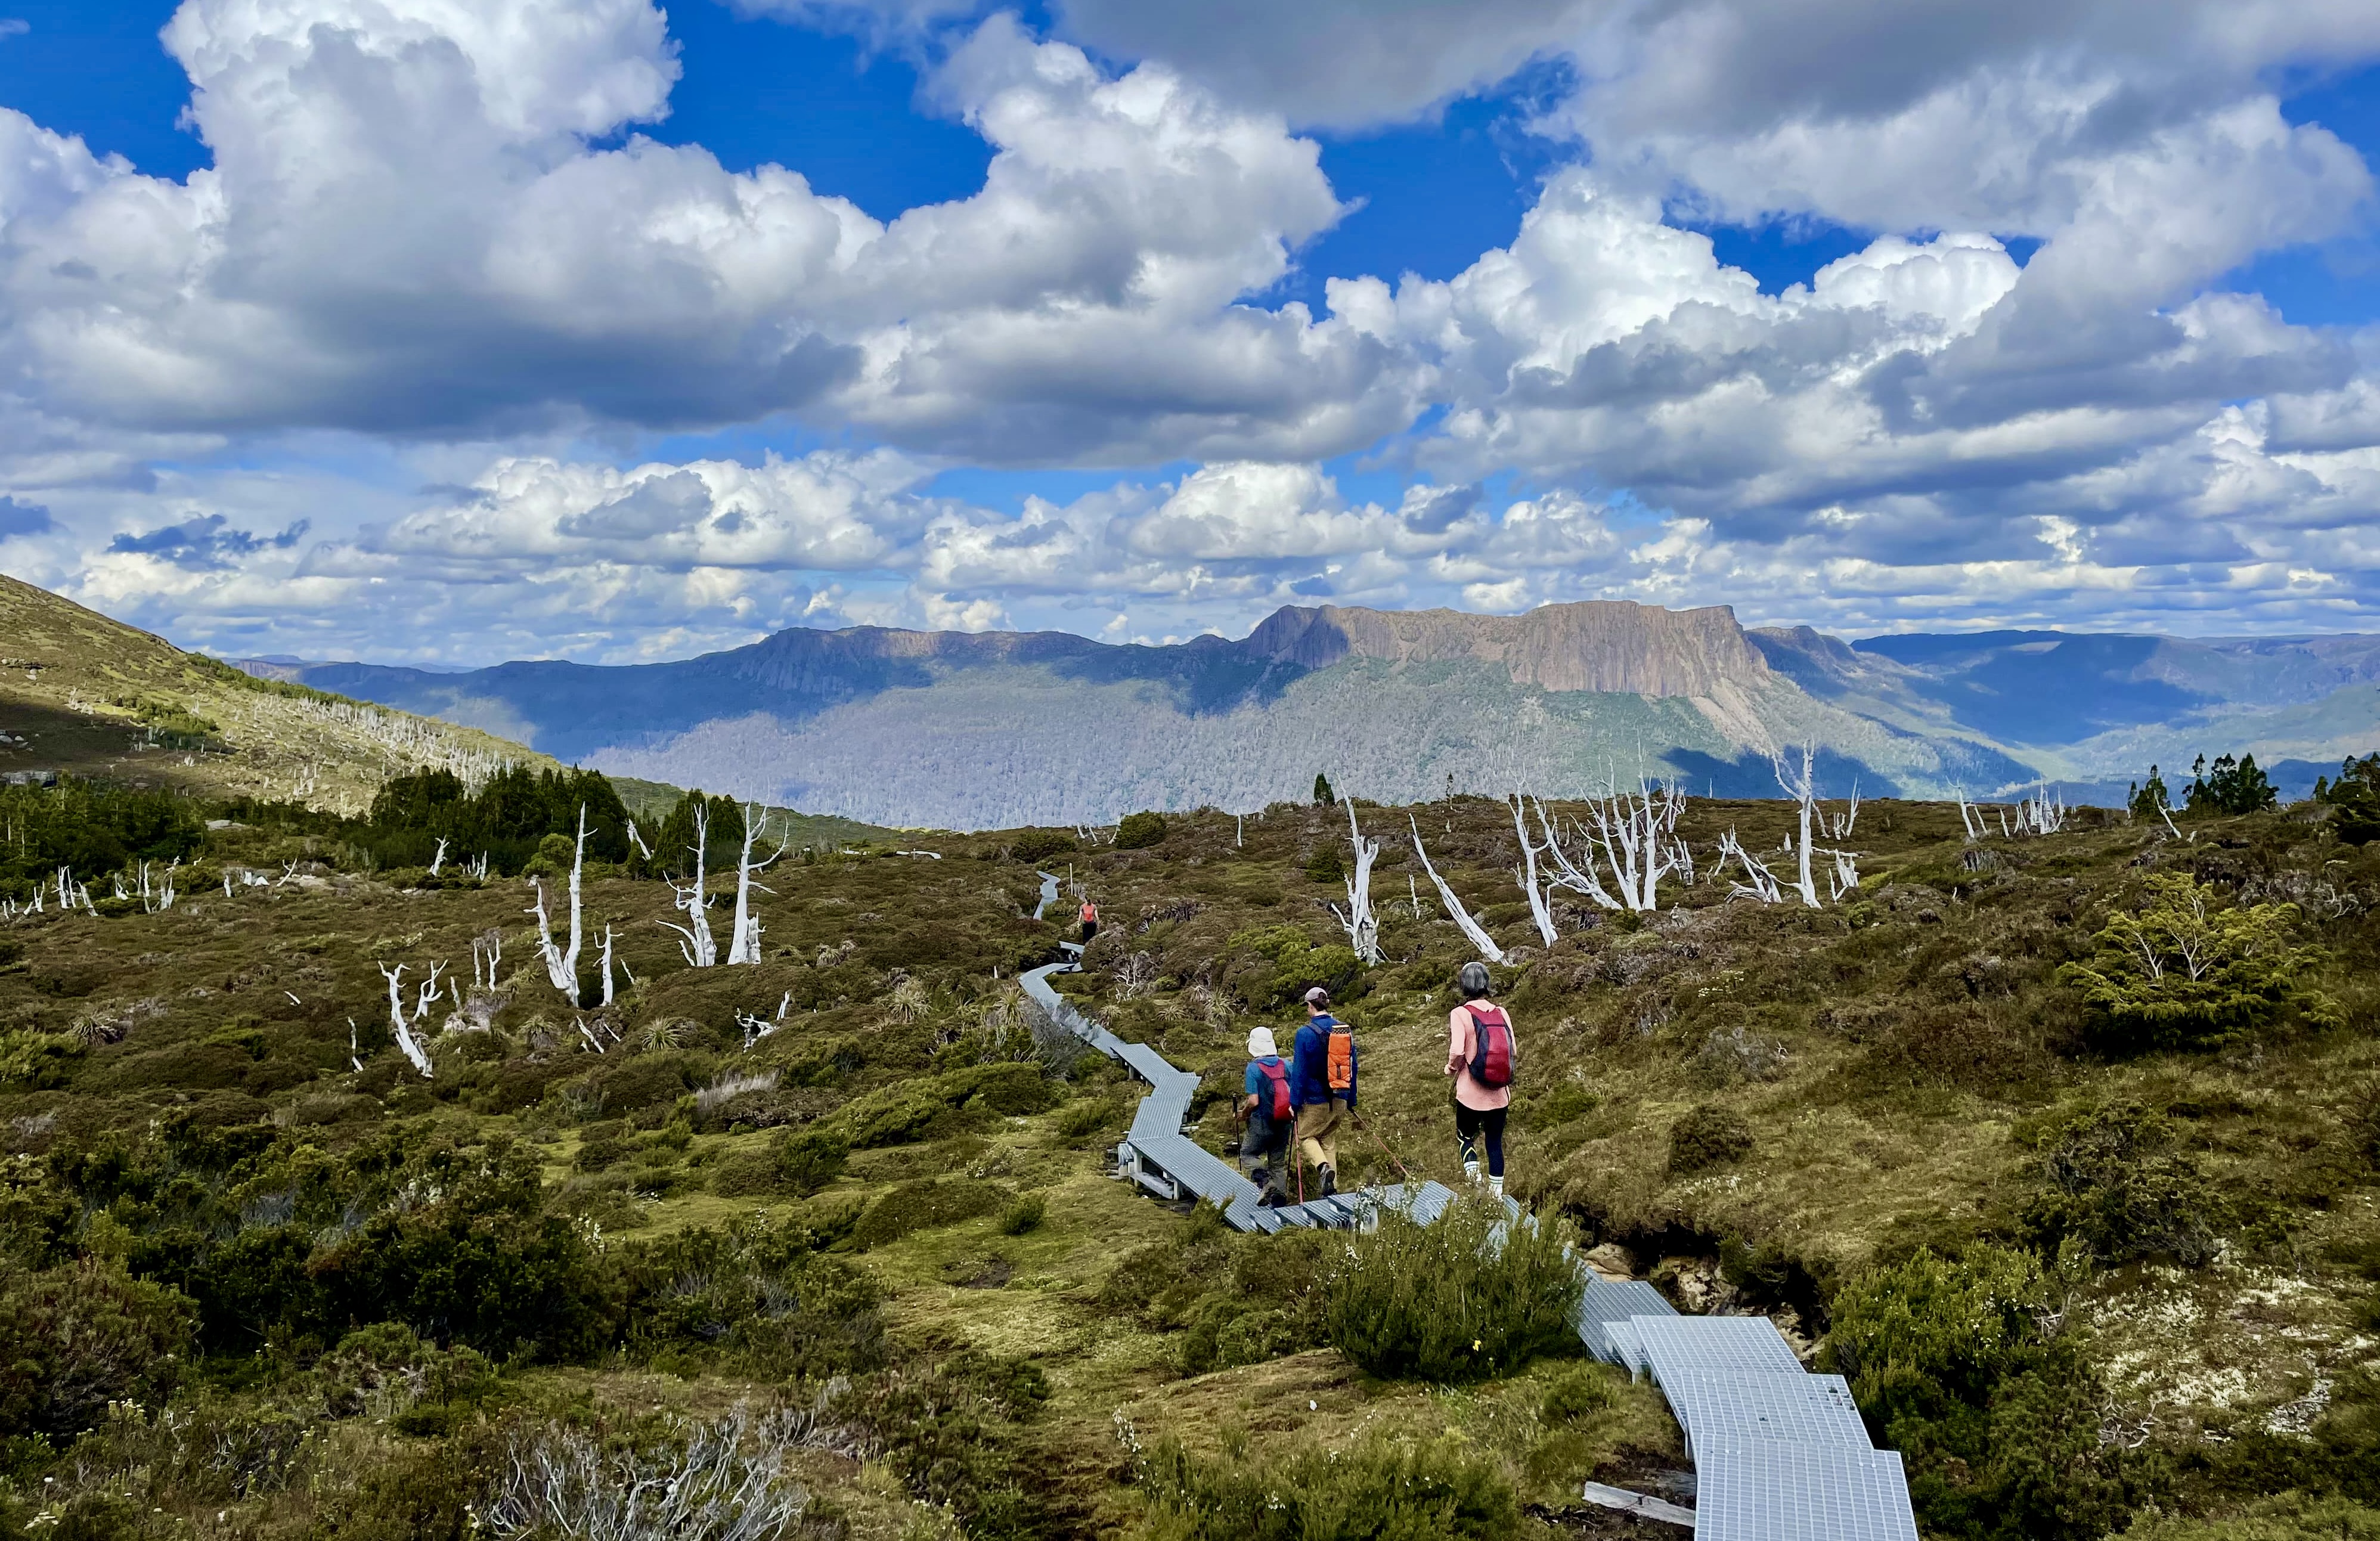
[1246,601,1771,697]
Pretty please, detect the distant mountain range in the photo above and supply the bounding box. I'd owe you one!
[235,602,2380,829]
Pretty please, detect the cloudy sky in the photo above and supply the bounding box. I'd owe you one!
[2,0,2379,664]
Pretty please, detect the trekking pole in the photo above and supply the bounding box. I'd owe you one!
[1358,1117,1414,1183]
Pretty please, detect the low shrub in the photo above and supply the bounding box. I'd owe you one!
[0,1256,196,1436]
[998,1193,1045,1235]
[2022,1102,2224,1266]
[1826,1242,2127,1541]
[1133,1431,1517,1541]
[1008,828,1079,862]
[1115,811,1168,849]
[1054,1096,1122,1140]
[1325,1194,1583,1382]
[2124,1494,2380,1540]
[843,1178,1008,1251]
[1668,1103,1754,1173]
[1540,1363,1617,1422]
[2057,875,2336,1050]
[623,1219,882,1376]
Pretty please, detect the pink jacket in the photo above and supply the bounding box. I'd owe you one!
[1447,1002,1515,1112]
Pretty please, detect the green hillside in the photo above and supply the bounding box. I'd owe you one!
[0,780,2372,1539]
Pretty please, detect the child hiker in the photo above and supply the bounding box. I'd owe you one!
[1446,960,1516,1199]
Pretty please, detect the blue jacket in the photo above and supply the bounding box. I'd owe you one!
[1289,1015,1355,1109]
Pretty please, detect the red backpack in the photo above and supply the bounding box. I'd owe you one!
[1465,1004,1513,1089]
[1256,1059,1291,1121]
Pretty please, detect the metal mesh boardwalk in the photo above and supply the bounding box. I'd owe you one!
[1015,898,1912,1538]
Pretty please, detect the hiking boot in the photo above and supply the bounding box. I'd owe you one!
[1319,1164,1337,1198]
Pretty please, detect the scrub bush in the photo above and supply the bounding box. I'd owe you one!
[2057,876,2335,1050]
[2022,1101,2224,1265]
[1115,811,1168,849]
[1133,1431,1517,1541]
[1826,1242,2127,1541]
[1325,1195,1583,1382]
[1668,1103,1755,1173]
[0,1257,195,1435]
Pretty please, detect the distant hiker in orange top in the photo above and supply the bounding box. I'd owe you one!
[1079,897,1099,945]
[1446,960,1516,1199]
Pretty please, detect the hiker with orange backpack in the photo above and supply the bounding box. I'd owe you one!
[1235,1027,1293,1204]
[1446,960,1517,1199]
[1288,985,1356,1198]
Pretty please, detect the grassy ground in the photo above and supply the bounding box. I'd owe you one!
[0,790,2375,1537]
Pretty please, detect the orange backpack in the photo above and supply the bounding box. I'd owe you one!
[1326,1025,1355,1093]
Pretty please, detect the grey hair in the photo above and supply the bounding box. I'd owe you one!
[1457,961,1492,1000]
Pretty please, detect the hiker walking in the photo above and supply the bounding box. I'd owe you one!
[1447,961,1516,1199]
[1236,1027,1293,1204]
[1078,896,1099,945]
[1288,986,1356,1197]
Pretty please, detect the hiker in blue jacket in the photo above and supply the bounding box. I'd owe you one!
[1235,1026,1293,1204]
[1288,985,1356,1197]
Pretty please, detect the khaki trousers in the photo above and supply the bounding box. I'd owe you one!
[1295,1097,1348,1173]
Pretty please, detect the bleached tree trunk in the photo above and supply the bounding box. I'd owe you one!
[1955,787,1982,842]
[1528,798,1622,911]
[660,804,718,968]
[1330,799,1384,963]
[726,802,789,966]
[1510,795,1559,945]
[430,837,448,876]
[1409,814,1507,963]
[1716,828,1786,903]
[1774,746,1822,908]
[376,963,434,1078]
[528,806,589,999]
[600,923,617,1006]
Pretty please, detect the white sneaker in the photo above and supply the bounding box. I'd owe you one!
[1489,1176,1505,1199]
[1463,1161,1482,1184]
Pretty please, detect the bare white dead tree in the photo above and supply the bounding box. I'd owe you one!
[1774,746,1824,907]
[1408,814,1507,964]
[430,837,449,877]
[736,991,793,1049]
[1954,787,1984,843]
[1715,827,1787,903]
[465,851,490,880]
[527,805,590,1000]
[1829,847,1861,900]
[624,819,653,862]
[1581,781,1694,912]
[1823,779,1862,840]
[599,923,618,1007]
[1509,795,1560,945]
[1329,799,1384,963]
[347,1018,364,1074]
[375,962,435,1078]
[660,803,718,969]
[2012,782,2068,836]
[726,803,791,966]
[472,929,503,990]
[481,1402,829,1541]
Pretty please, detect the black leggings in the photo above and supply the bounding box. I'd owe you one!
[1454,1100,1507,1178]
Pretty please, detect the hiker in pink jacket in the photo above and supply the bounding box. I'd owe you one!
[1445,960,1517,1199]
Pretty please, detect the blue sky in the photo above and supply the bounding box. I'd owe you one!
[4,0,2380,664]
